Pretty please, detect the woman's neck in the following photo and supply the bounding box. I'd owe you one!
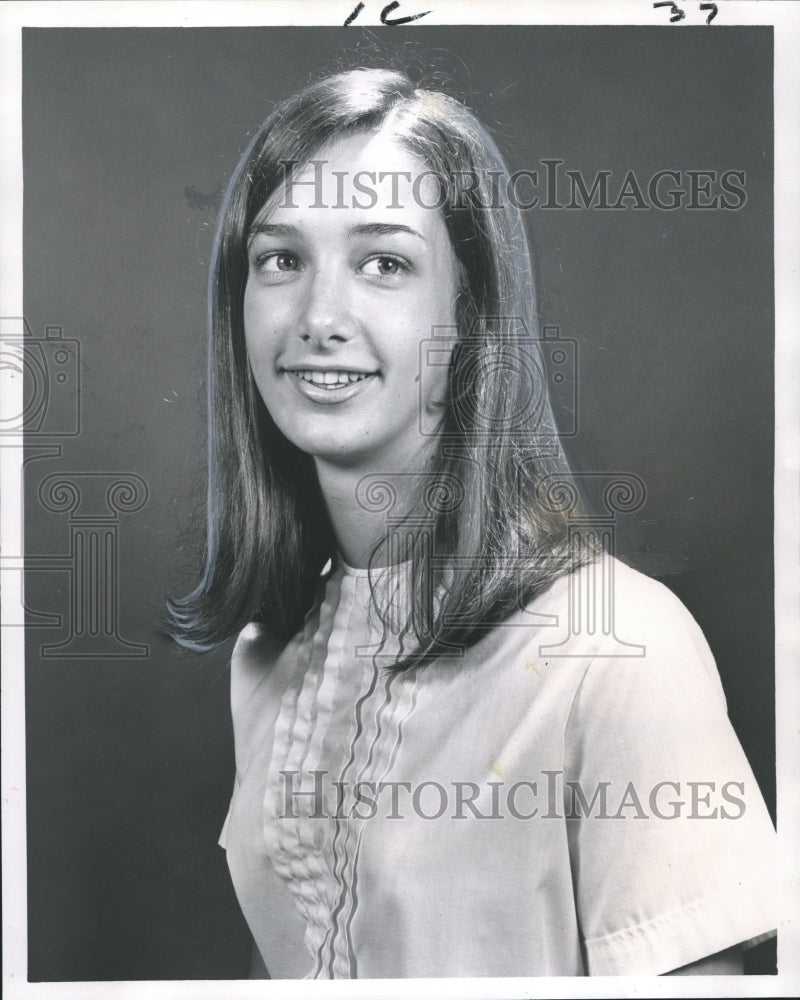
[314,452,434,570]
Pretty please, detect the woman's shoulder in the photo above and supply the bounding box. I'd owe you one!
[553,556,711,643]
[552,556,726,707]
[229,622,297,717]
[226,622,304,776]
[228,569,349,711]
[597,557,709,642]
[231,620,282,667]
[521,556,723,695]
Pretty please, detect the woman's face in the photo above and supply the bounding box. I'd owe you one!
[243,130,460,474]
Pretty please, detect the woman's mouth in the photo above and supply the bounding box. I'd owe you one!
[282,367,379,404]
[290,369,373,390]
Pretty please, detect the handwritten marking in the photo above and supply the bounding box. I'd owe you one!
[344,1,364,25]
[653,1,685,22]
[699,2,718,23]
[653,1,718,23]
[344,1,432,26]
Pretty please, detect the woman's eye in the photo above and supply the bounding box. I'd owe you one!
[255,251,301,272]
[361,255,409,279]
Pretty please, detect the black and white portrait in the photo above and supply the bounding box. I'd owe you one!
[3,2,797,996]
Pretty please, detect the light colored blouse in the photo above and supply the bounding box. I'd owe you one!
[219,557,777,978]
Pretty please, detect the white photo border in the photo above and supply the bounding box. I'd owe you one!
[2,1,798,997]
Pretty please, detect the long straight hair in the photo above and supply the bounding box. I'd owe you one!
[167,68,594,667]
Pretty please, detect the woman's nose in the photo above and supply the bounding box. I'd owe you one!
[298,266,356,346]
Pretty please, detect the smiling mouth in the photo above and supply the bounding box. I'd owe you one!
[287,369,376,390]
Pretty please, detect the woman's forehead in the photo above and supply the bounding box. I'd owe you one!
[254,130,446,229]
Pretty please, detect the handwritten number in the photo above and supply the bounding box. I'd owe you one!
[653,2,686,22]
[344,2,365,26]
[344,1,431,26]
[653,1,718,22]
[699,2,718,23]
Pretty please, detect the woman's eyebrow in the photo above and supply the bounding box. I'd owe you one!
[349,222,427,242]
[247,222,426,242]
[248,222,299,239]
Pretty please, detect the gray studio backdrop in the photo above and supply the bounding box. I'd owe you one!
[21,26,774,981]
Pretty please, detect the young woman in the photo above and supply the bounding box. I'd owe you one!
[168,68,777,979]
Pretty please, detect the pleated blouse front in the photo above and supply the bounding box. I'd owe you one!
[220,559,778,979]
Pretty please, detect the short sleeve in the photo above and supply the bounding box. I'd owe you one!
[563,574,777,975]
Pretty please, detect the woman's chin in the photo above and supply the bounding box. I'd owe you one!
[286,434,379,469]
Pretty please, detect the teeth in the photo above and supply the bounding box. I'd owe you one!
[291,369,372,388]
